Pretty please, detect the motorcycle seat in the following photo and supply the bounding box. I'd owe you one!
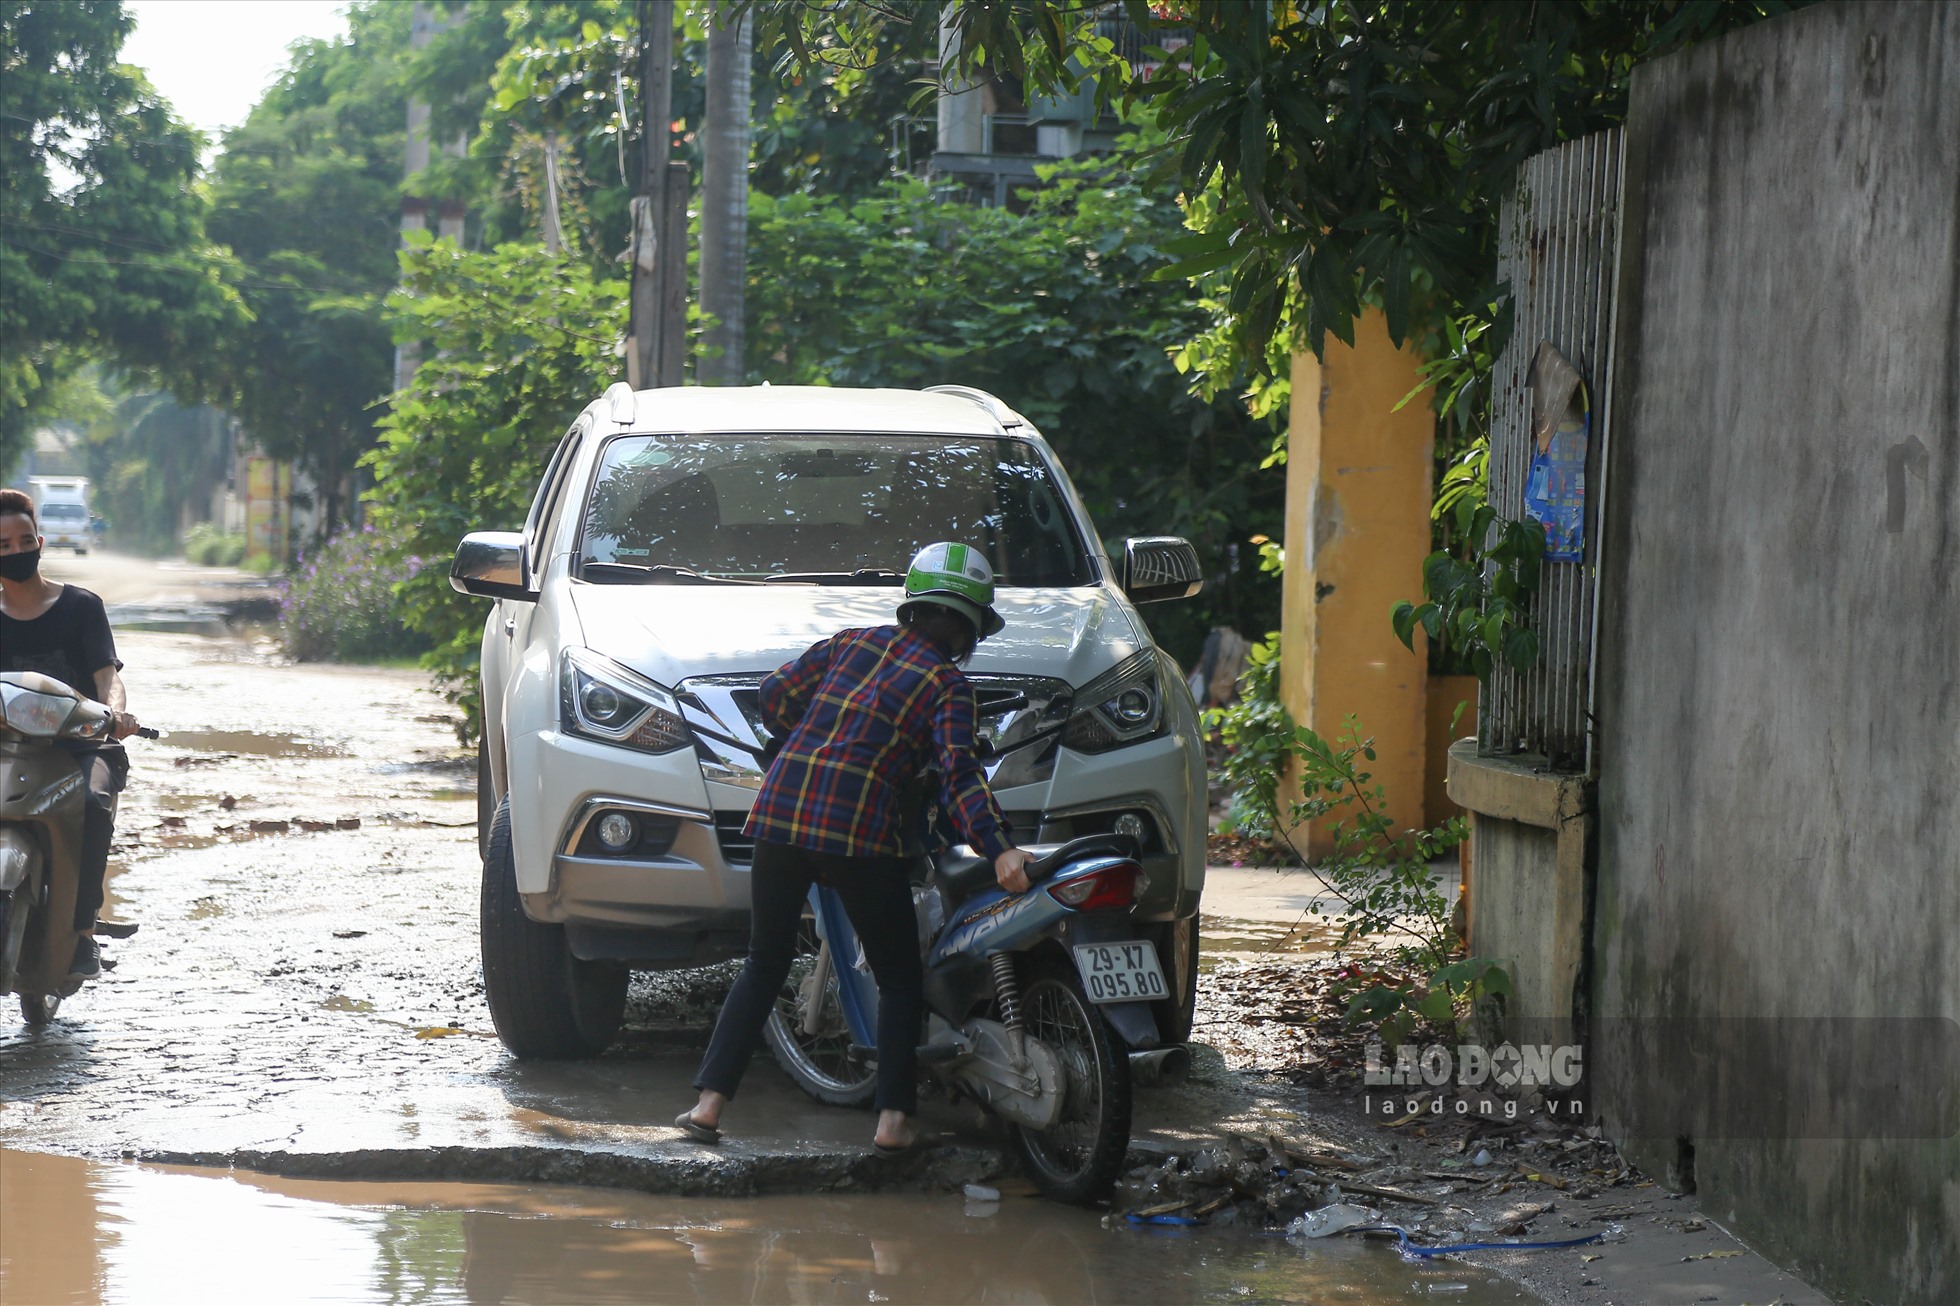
[934,848,997,898]
[933,833,1142,901]
[1026,833,1140,881]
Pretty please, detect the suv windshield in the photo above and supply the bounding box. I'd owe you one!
[577,434,1093,586]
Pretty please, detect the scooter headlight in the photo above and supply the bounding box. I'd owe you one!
[559,650,691,754]
[0,684,74,737]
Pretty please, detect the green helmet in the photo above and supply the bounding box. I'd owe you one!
[899,541,1005,640]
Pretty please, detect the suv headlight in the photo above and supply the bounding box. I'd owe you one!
[1062,651,1164,753]
[559,650,691,753]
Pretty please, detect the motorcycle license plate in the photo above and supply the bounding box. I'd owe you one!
[1072,940,1168,1004]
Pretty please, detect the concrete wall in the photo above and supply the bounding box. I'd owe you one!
[1446,742,1589,1025]
[1596,4,1960,1301]
[1278,311,1434,855]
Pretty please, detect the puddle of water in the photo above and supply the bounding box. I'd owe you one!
[1202,914,1335,964]
[159,730,349,759]
[0,1150,1530,1305]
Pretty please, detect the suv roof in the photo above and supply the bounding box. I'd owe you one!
[599,384,1024,438]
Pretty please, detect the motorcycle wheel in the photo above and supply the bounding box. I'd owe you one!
[479,797,626,1058]
[764,908,877,1108]
[20,992,59,1026]
[1011,956,1132,1205]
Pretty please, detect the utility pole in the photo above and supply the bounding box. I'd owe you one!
[395,1,439,396]
[699,6,752,385]
[630,0,682,388]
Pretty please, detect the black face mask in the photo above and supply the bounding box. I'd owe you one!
[0,547,41,582]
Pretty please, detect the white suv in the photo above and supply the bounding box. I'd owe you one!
[452,384,1207,1058]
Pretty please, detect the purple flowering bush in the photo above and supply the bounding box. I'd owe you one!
[280,522,434,663]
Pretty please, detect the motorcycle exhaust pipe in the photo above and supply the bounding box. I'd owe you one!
[1128,1045,1190,1087]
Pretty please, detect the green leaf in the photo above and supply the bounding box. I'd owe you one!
[1414,989,1455,1024]
[1346,985,1406,1024]
[1503,627,1539,673]
[1391,600,1418,650]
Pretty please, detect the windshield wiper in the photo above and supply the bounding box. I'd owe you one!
[763,568,905,585]
[581,562,756,585]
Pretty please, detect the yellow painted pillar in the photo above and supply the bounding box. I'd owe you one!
[1277,309,1434,859]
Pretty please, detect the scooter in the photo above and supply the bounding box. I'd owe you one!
[0,671,154,1025]
[763,831,1185,1204]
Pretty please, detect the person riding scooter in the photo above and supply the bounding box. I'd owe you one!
[679,542,1033,1154]
[0,487,142,978]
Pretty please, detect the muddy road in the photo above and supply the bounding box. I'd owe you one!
[0,620,1537,1303]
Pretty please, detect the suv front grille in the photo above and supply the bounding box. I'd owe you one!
[714,811,755,867]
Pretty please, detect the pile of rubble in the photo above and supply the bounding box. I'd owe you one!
[1111,1113,1641,1240]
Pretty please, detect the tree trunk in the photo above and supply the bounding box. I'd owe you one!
[630,0,675,388]
[699,8,752,385]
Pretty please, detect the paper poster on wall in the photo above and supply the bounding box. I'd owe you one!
[1525,342,1589,563]
[244,457,290,570]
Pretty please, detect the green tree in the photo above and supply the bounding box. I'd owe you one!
[743,155,1282,658]
[0,0,241,472]
[749,0,1806,372]
[365,237,628,725]
[203,1,422,533]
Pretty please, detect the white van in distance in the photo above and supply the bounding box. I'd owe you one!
[28,477,91,554]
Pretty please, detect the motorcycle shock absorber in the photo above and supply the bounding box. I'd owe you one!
[990,951,1029,1068]
[990,952,1024,1029]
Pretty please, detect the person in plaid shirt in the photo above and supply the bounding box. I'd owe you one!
[679,543,1032,1154]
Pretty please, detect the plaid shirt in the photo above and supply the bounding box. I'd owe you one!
[744,625,1014,861]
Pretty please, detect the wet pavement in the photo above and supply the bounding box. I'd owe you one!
[0,1149,1528,1304]
[0,622,1533,1300]
[0,628,1383,1182]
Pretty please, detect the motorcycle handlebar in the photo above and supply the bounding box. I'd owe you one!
[133,726,160,740]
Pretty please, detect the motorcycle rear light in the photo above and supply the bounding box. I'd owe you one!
[1046,862,1141,913]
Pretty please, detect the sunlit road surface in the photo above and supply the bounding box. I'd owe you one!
[0,621,1530,1304]
[0,1149,1527,1305]
[36,548,251,608]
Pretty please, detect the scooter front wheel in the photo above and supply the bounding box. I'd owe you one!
[1011,956,1132,1204]
[20,992,59,1026]
[765,910,876,1108]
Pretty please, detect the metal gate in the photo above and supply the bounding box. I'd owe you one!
[1480,129,1625,773]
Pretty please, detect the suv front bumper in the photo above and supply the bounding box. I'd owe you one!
[510,722,1203,967]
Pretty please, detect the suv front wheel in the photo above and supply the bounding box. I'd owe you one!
[480,796,627,1058]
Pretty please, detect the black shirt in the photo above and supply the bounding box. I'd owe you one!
[0,584,121,701]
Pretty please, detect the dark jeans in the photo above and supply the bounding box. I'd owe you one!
[694,840,923,1115]
[70,746,125,931]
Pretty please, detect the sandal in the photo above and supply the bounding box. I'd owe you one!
[674,1110,721,1146]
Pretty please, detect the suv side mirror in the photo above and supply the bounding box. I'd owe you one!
[450,531,535,602]
[1121,537,1204,604]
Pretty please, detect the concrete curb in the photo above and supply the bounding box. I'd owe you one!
[130,1141,1006,1198]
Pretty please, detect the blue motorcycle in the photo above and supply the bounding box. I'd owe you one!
[763,831,1184,1204]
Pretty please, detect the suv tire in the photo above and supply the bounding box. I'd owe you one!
[1153,913,1200,1046]
[480,796,627,1058]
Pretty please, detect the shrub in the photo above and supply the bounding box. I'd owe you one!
[1206,633,1292,844]
[280,523,434,663]
[182,522,247,566]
